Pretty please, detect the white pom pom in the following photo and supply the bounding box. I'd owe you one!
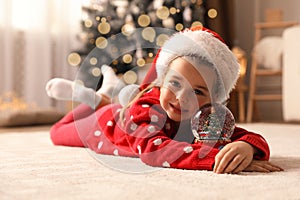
[118,84,140,107]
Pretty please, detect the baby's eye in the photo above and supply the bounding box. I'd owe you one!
[168,80,181,89]
[194,89,205,96]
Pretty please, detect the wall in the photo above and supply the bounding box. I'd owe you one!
[234,0,300,121]
[258,0,300,22]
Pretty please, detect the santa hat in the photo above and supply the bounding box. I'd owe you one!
[153,26,240,103]
[119,26,240,105]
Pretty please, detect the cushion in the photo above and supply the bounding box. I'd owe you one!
[0,108,64,127]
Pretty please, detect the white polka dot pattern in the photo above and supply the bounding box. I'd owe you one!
[94,130,102,136]
[147,125,155,133]
[162,161,170,168]
[113,149,119,156]
[107,121,113,126]
[183,146,193,153]
[142,104,150,108]
[151,115,159,122]
[98,141,103,149]
[130,123,138,131]
[137,145,142,155]
[153,138,162,145]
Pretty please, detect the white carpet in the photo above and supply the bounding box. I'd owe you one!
[0,123,299,200]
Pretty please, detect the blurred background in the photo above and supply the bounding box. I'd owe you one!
[1,0,300,125]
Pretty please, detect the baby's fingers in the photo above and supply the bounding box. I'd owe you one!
[259,162,283,172]
[214,148,235,174]
[244,160,283,172]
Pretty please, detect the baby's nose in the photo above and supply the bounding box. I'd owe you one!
[175,90,189,103]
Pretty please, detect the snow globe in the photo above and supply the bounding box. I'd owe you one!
[191,103,235,143]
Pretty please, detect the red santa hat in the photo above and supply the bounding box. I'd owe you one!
[119,26,240,105]
[152,26,240,103]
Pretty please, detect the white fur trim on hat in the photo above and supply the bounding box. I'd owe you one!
[155,29,240,103]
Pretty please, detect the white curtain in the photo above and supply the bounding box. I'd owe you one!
[0,0,83,111]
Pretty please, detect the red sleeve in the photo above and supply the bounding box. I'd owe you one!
[50,104,96,147]
[124,88,220,170]
[231,126,270,160]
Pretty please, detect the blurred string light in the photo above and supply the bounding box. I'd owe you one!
[137,58,146,67]
[68,52,81,67]
[0,92,36,111]
[208,8,218,19]
[95,37,108,48]
[89,57,98,65]
[84,19,93,28]
[169,7,177,15]
[191,21,203,28]
[98,18,111,34]
[142,27,156,42]
[123,70,138,84]
[122,54,133,64]
[175,23,184,31]
[91,67,101,77]
[156,6,170,20]
[138,14,151,27]
[156,34,169,47]
[148,52,154,58]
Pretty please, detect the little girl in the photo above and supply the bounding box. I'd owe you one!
[46,26,282,174]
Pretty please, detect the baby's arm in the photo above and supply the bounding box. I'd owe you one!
[213,126,282,174]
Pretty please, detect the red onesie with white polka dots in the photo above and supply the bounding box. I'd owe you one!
[50,87,270,171]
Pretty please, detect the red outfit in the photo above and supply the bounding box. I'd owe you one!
[50,87,270,171]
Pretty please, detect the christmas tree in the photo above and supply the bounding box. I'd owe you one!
[68,0,207,90]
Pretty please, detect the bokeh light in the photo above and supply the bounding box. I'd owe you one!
[123,70,138,84]
[91,67,101,77]
[95,37,108,49]
[137,14,151,27]
[68,52,81,66]
[208,8,218,19]
[156,6,170,20]
[89,57,98,65]
[98,18,110,34]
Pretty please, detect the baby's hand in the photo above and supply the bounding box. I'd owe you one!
[213,141,254,174]
[243,160,283,173]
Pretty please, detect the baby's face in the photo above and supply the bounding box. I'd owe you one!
[160,57,212,122]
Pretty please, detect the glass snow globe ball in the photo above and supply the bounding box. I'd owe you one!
[191,103,235,141]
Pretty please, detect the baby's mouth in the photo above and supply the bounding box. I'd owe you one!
[170,103,188,114]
